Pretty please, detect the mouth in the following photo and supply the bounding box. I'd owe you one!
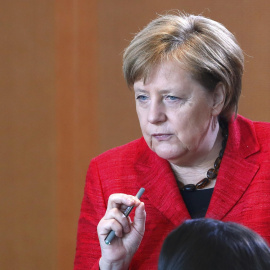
[152,133,173,141]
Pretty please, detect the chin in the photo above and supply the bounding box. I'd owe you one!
[154,148,183,162]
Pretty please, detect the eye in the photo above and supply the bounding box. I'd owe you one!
[136,95,149,101]
[165,95,180,101]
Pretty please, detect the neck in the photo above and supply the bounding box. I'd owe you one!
[170,122,223,187]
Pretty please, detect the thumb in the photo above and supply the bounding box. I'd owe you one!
[133,202,146,235]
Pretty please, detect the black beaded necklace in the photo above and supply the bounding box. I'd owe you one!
[179,121,228,192]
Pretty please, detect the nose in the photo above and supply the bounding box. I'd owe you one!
[147,101,166,124]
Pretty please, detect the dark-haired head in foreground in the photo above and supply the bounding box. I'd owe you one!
[158,218,270,270]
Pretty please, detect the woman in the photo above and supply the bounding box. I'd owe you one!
[74,12,270,269]
[159,218,270,270]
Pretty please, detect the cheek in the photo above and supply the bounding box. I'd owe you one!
[136,108,143,123]
[137,113,145,127]
[173,106,211,142]
[187,101,212,124]
[136,110,148,134]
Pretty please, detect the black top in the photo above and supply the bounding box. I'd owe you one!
[180,188,214,218]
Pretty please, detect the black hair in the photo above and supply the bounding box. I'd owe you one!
[158,218,270,270]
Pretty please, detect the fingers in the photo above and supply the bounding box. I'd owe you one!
[98,192,145,244]
[106,208,131,234]
[98,217,128,238]
[107,193,141,211]
[98,194,137,236]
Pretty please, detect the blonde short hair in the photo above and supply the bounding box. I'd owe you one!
[123,13,244,120]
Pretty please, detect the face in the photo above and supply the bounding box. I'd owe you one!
[134,61,220,166]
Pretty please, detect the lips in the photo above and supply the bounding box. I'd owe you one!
[152,133,173,141]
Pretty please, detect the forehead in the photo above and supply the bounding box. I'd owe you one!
[133,61,198,91]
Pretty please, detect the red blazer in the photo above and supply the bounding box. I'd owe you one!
[74,115,270,269]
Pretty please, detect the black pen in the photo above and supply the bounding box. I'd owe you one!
[104,187,145,245]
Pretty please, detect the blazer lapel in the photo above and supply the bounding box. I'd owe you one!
[206,154,259,220]
[206,116,260,220]
[134,139,190,226]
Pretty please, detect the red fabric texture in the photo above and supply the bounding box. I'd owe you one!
[74,115,270,269]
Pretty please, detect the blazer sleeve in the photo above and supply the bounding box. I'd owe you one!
[74,158,106,270]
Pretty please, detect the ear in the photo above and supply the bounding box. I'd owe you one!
[212,82,225,117]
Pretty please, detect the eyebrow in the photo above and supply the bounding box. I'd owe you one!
[134,88,182,94]
[133,88,148,93]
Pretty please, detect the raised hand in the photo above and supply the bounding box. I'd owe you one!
[97,193,146,270]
